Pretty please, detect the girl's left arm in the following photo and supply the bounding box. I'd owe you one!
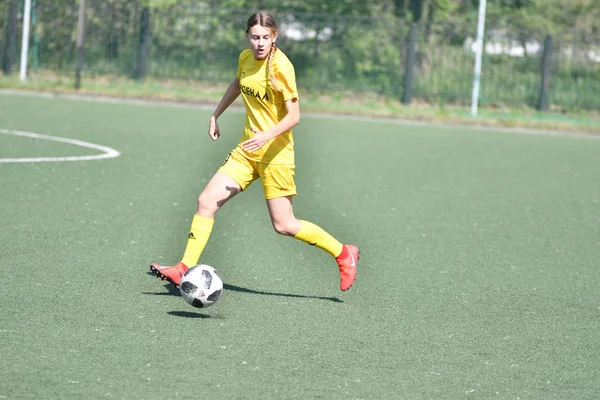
[241,98,300,153]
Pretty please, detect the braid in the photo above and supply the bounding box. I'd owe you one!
[267,42,280,92]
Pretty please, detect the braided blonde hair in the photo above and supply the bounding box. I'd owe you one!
[267,41,280,91]
[246,11,280,91]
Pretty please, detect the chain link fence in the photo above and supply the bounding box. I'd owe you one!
[2,1,599,111]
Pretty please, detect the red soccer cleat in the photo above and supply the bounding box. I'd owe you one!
[150,262,189,288]
[336,244,359,291]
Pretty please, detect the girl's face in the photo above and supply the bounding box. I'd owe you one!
[246,24,277,60]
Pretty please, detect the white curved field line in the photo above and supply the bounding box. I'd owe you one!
[0,129,120,163]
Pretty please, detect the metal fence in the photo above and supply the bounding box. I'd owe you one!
[2,1,600,111]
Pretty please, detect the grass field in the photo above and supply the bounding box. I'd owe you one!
[1,92,600,399]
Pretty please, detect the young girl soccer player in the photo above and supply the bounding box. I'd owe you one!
[150,11,359,291]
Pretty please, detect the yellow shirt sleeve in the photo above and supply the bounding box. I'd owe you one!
[236,49,251,80]
[273,53,299,102]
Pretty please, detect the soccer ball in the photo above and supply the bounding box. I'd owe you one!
[179,264,224,308]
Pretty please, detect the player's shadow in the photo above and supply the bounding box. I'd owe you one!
[143,272,181,296]
[223,283,343,303]
[144,272,342,303]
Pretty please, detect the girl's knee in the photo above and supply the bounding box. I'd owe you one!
[272,218,301,236]
[197,191,218,215]
[272,220,293,236]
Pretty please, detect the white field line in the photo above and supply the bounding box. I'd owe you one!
[0,129,121,163]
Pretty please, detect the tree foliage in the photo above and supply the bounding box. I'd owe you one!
[1,0,599,111]
[129,0,600,35]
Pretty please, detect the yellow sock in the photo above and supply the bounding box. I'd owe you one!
[293,220,343,257]
[180,215,214,267]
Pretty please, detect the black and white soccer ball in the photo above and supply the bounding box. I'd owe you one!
[179,264,223,308]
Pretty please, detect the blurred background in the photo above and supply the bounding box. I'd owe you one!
[1,0,599,118]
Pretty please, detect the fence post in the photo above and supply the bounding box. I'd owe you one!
[19,0,32,82]
[137,7,151,81]
[75,0,86,90]
[538,34,552,111]
[402,22,417,105]
[2,0,19,75]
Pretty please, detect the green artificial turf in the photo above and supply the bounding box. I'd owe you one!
[1,93,600,399]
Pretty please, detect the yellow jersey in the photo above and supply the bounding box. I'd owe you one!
[236,48,299,164]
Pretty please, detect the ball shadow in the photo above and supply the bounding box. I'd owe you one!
[167,311,213,319]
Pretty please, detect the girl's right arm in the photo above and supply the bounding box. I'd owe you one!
[208,77,241,140]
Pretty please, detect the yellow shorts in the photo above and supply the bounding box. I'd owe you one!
[218,149,297,200]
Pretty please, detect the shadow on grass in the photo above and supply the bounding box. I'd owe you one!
[167,311,214,319]
[144,272,342,303]
[142,273,180,296]
[224,283,343,303]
